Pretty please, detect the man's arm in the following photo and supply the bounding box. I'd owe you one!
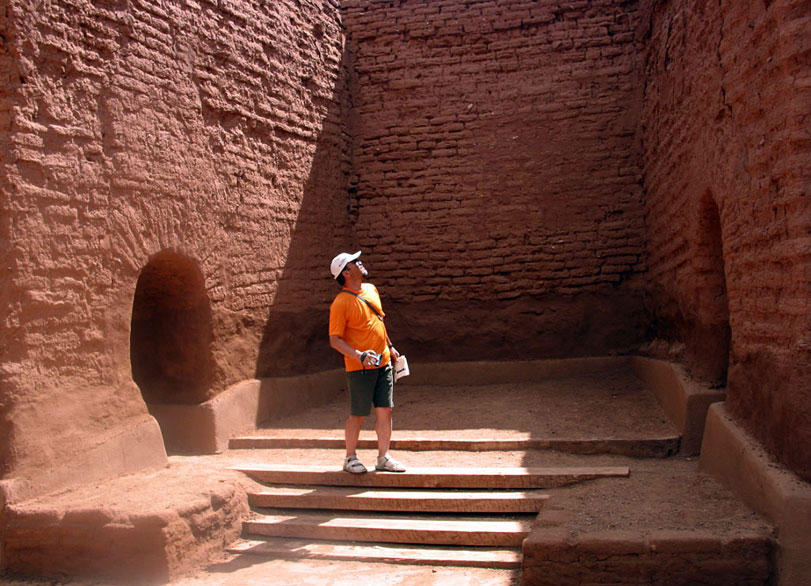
[386,335,400,362]
[330,335,379,368]
[329,335,360,360]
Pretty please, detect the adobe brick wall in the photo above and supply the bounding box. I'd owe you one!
[0,0,351,500]
[639,0,811,480]
[0,0,18,480]
[341,0,649,362]
[522,528,772,586]
[1,0,807,501]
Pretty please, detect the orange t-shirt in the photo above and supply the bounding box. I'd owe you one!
[329,283,390,372]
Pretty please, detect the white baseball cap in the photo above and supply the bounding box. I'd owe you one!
[330,251,361,279]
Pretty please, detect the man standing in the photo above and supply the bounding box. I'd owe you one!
[329,251,406,474]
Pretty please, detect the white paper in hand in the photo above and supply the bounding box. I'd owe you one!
[394,355,410,381]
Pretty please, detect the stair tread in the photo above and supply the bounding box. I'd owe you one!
[229,537,522,568]
[250,486,548,512]
[244,512,532,546]
[235,464,629,475]
[249,512,533,530]
[234,463,630,488]
[252,486,550,499]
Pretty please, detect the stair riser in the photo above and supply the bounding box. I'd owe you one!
[244,522,528,547]
[230,437,679,457]
[229,541,522,568]
[249,494,547,513]
[241,470,625,489]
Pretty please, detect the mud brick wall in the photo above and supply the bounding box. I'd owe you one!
[523,528,773,586]
[341,0,649,362]
[0,0,350,500]
[0,0,18,487]
[639,0,811,480]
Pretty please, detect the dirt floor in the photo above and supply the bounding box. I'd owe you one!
[256,368,677,440]
[1,561,520,586]
[0,367,772,586]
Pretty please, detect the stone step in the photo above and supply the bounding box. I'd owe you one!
[234,464,630,489]
[230,433,679,457]
[249,486,549,513]
[229,537,522,568]
[244,511,533,546]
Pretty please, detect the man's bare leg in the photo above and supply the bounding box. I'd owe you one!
[345,415,365,457]
[375,407,393,458]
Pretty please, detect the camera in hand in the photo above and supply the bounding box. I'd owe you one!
[361,351,381,367]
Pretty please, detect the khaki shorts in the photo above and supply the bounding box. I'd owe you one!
[346,364,394,416]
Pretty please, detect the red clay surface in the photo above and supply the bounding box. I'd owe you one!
[1,369,771,585]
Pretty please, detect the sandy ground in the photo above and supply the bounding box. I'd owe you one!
[257,369,677,440]
[1,562,519,586]
[0,368,772,586]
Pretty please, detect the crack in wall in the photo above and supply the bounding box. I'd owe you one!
[716,0,733,117]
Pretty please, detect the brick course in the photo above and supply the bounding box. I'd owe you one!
[341,0,649,361]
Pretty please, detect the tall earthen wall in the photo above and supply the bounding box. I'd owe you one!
[0,0,19,485]
[0,0,351,502]
[639,0,811,480]
[1,0,808,502]
[341,0,649,362]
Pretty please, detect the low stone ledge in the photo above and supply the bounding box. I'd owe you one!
[522,490,773,585]
[0,460,249,583]
[523,527,574,551]
[521,527,773,586]
[699,402,811,586]
[629,356,725,455]
[0,415,168,507]
[149,370,345,455]
[648,529,720,553]
[575,530,648,555]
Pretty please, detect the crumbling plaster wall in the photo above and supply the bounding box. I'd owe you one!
[341,0,650,362]
[0,0,351,502]
[639,0,811,480]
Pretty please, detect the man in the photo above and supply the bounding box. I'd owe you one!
[329,250,406,474]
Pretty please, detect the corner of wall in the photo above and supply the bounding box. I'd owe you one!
[699,402,811,586]
[629,356,725,455]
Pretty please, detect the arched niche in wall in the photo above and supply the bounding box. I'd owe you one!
[691,191,732,385]
[130,250,214,406]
